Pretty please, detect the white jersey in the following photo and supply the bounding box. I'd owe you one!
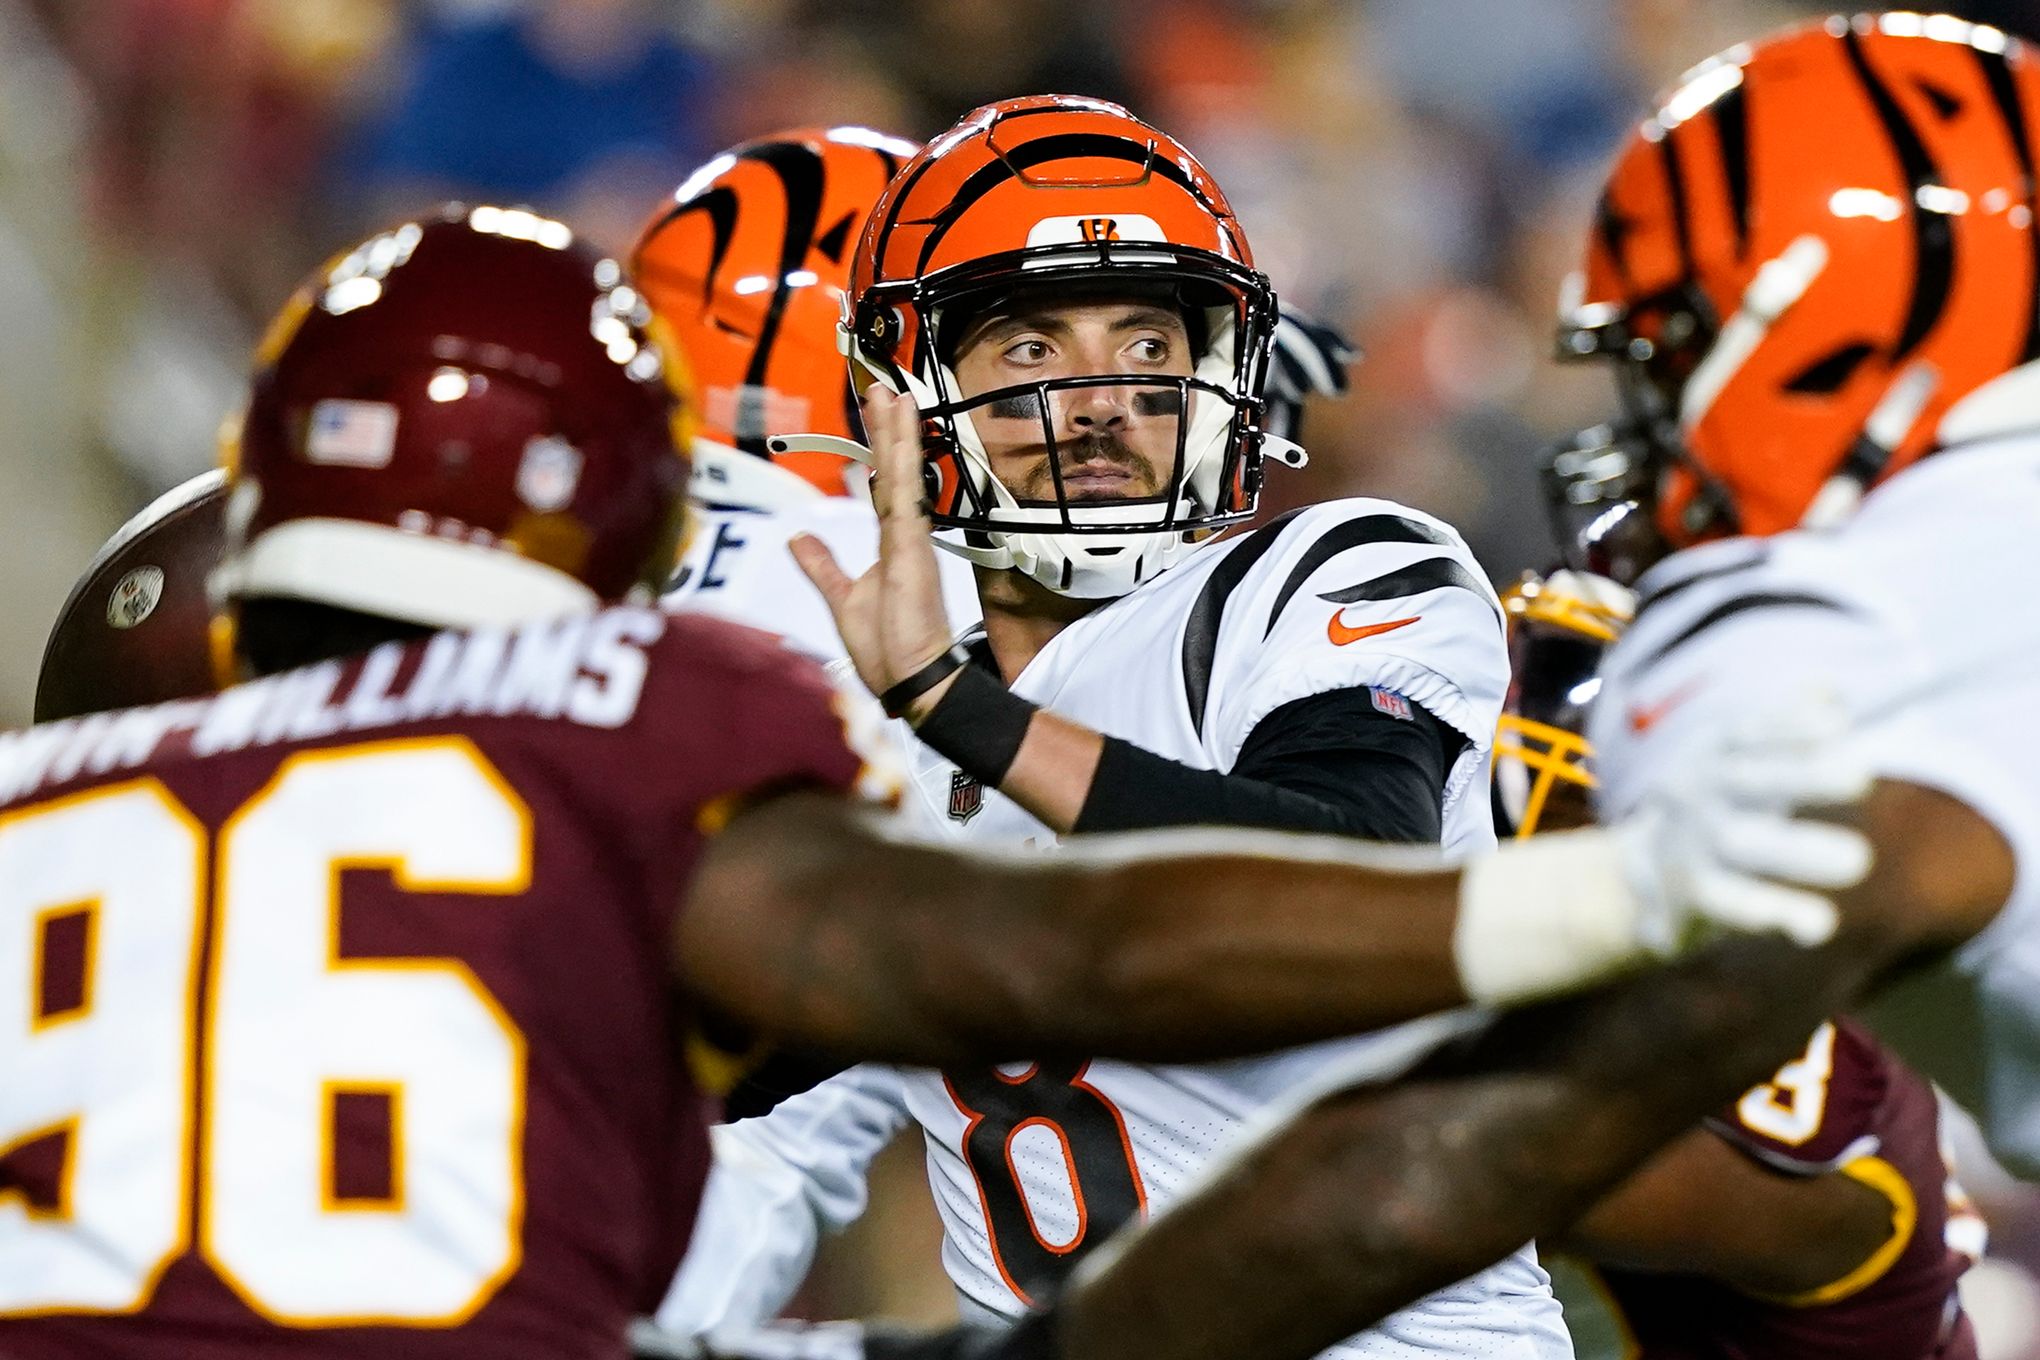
[665,499,1573,1359]
[667,449,981,663]
[1588,430,2040,1180]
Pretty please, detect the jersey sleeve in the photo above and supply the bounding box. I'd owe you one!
[654,1064,914,1338]
[1590,536,2040,972]
[1704,1021,1890,1174]
[1201,498,1509,775]
[644,612,906,825]
[1587,542,1896,823]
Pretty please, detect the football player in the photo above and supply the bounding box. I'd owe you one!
[852,17,2040,1360]
[33,470,226,723]
[653,94,1679,1359]
[641,125,1355,667]
[1497,570,1980,1360]
[639,125,983,662]
[0,206,1865,1357]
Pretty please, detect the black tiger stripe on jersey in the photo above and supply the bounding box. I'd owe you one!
[1260,514,1458,638]
[1316,557,1494,611]
[1633,547,1772,621]
[1182,509,1307,736]
[1629,591,1853,673]
[1975,43,2040,363]
[1843,29,1956,359]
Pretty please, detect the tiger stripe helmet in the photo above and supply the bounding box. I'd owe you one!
[1550,14,2040,563]
[634,126,920,501]
[1493,570,1636,838]
[846,94,1281,599]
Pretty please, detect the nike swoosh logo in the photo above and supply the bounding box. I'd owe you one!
[1327,612,1420,646]
[1626,682,1702,735]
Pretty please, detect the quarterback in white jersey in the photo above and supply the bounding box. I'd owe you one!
[661,94,1572,1360]
[886,24,2040,1360]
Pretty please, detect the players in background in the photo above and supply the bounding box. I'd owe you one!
[0,205,1866,1358]
[655,93,1563,1359]
[854,17,2040,1360]
[1496,569,1980,1360]
[641,125,1355,668]
[639,126,982,662]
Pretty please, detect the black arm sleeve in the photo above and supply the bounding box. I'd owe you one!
[1072,689,1466,843]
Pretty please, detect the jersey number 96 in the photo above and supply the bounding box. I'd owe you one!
[0,738,529,1327]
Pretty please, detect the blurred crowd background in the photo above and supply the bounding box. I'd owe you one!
[5,0,2040,1350]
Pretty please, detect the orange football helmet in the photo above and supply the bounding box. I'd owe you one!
[634,126,921,501]
[1493,570,1636,838]
[842,94,1282,598]
[1550,14,2040,571]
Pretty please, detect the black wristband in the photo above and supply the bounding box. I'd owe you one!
[912,660,1036,787]
[880,644,972,718]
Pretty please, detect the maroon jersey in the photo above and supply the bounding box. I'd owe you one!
[1598,1019,1979,1360]
[0,605,887,1359]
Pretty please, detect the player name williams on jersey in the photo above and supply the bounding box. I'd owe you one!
[664,498,1574,1360]
[0,606,889,1360]
[1587,430,2040,1183]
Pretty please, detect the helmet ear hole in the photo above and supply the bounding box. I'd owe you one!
[1783,342,1878,395]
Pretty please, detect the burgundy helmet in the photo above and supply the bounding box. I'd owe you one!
[35,471,227,722]
[212,205,697,630]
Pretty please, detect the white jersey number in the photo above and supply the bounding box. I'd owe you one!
[0,739,529,1325]
[1734,1023,1837,1147]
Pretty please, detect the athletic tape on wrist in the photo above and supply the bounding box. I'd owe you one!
[1454,828,1645,1006]
[912,661,1036,786]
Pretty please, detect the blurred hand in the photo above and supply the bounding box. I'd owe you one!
[1618,693,1875,953]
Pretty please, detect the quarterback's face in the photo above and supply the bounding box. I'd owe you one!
[949,295,1196,504]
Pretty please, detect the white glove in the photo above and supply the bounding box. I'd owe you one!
[1456,694,1874,1006]
[1616,695,1874,953]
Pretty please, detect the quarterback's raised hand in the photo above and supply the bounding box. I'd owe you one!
[792,387,962,719]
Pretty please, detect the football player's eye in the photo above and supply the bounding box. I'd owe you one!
[1004,339,1050,364]
[1129,337,1170,363]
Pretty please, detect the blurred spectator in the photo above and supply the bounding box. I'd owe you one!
[342,0,715,251]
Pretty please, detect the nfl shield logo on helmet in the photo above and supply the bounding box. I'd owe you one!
[515,436,585,512]
[948,770,983,825]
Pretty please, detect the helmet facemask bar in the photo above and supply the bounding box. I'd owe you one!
[922,371,1250,537]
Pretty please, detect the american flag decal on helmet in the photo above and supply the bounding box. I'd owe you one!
[948,770,984,824]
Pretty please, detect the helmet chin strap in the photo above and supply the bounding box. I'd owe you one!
[1679,234,1830,432]
[1801,360,1939,530]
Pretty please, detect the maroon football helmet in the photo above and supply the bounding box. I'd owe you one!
[212,205,697,632]
[35,471,227,722]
